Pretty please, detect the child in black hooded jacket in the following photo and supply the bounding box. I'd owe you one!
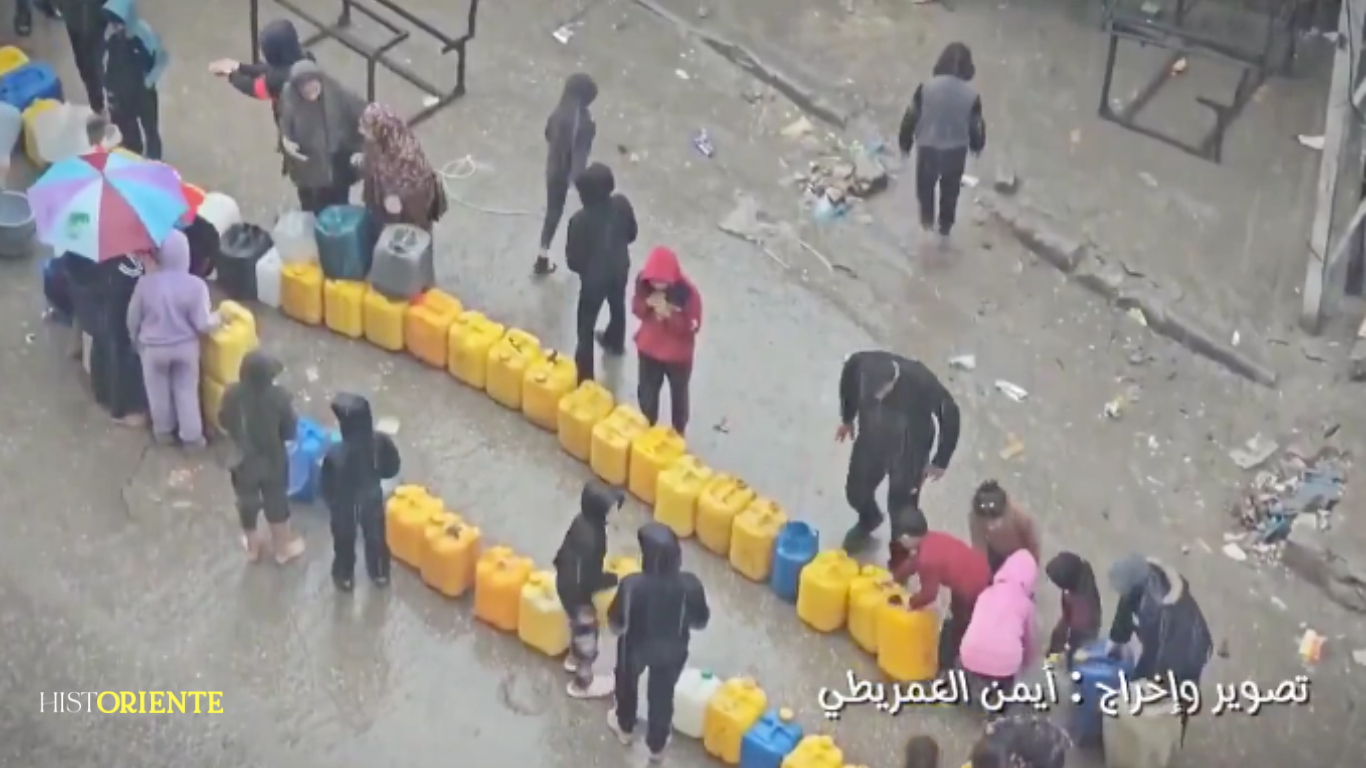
[553,479,624,699]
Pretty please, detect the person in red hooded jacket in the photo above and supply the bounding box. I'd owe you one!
[632,247,702,436]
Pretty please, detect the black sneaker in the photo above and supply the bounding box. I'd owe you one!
[595,331,624,356]
[841,524,872,554]
[532,256,557,276]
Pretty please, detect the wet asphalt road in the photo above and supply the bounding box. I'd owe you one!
[0,0,1363,765]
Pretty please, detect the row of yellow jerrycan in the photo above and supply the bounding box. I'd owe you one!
[796,550,939,682]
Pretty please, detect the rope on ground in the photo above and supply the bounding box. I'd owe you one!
[436,156,537,217]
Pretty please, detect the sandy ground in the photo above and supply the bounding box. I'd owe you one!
[0,0,1362,765]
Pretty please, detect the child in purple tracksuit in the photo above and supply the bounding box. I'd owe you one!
[126,229,215,446]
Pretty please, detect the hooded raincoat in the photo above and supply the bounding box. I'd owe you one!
[102,0,166,158]
[219,350,297,526]
[278,60,367,190]
[565,163,637,286]
[632,247,702,366]
[540,73,598,252]
[959,550,1037,679]
[230,20,310,104]
[554,480,624,612]
[1107,556,1212,683]
[320,393,401,583]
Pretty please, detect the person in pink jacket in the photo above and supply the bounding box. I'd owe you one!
[959,549,1037,714]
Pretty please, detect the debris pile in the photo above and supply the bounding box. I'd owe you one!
[1228,444,1347,551]
[794,147,888,207]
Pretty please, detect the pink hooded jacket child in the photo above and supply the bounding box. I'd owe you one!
[959,549,1037,679]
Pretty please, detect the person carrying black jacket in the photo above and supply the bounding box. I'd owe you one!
[607,523,710,762]
[837,351,961,553]
[565,162,637,383]
[898,42,985,248]
[51,0,106,112]
[554,479,625,699]
[320,393,401,592]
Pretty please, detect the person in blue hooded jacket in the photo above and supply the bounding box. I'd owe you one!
[101,0,167,159]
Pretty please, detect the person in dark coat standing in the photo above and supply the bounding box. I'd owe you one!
[837,351,960,552]
[51,0,107,113]
[101,0,168,160]
[607,523,710,762]
[320,393,401,592]
[212,19,311,107]
[554,480,625,699]
[897,42,985,248]
[218,350,304,564]
[1106,554,1212,745]
[632,246,701,435]
[69,255,148,426]
[537,73,598,276]
[277,60,367,213]
[565,161,637,382]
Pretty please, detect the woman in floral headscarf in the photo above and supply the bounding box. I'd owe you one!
[358,104,447,231]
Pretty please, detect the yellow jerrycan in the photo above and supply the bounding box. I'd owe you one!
[703,677,768,764]
[593,555,641,623]
[202,301,258,385]
[362,289,408,352]
[847,565,903,654]
[446,311,505,389]
[280,262,324,325]
[728,497,787,582]
[653,455,713,538]
[518,570,570,657]
[628,425,686,505]
[486,329,543,409]
[404,289,462,368]
[322,279,366,338]
[384,485,442,568]
[796,550,859,632]
[589,405,649,486]
[782,736,844,768]
[557,380,615,461]
[419,516,482,598]
[876,595,940,682]
[521,351,577,431]
[474,547,534,632]
[696,475,755,556]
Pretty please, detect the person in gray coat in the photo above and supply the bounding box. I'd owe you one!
[278,59,367,213]
[536,73,598,275]
[897,42,986,247]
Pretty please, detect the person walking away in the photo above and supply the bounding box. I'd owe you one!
[51,0,106,113]
[126,230,214,446]
[632,246,701,435]
[218,350,305,563]
[1044,552,1102,664]
[888,510,990,670]
[278,60,367,213]
[967,714,1072,768]
[1106,554,1212,746]
[904,735,941,768]
[359,103,447,231]
[897,42,985,249]
[320,392,401,592]
[536,73,598,275]
[606,523,710,762]
[959,550,1038,714]
[837,351,960,553]
[968,480,1040,575]
[101,0,167,160]
[553,479,625,699]
[565,162,636,382]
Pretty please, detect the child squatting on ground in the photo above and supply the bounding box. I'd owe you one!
[553,479,625,699]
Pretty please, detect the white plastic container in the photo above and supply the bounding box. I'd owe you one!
[1102,686,1183,768]
[673,667,722,739]
[197,192,243,238]
[272,211,318,265]
[254,248,282,309]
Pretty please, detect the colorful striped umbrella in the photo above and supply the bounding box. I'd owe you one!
[28,151,189,261]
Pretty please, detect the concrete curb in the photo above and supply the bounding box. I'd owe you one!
[980,195,1279,388]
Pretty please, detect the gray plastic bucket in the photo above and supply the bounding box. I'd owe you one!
[0,190,36,259]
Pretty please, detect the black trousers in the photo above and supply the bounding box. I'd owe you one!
[67,26,105,113]
[638,353,692,435]
[540,176,570,250]
[331,498,390,583]
[915,146,968,235]
[845,428,930,534]
[614,646,686,754]
[89,317,145,419]
[297,184,351,214]
[231,466,291,528]
[574,274,626,383]
[110,87,161,160]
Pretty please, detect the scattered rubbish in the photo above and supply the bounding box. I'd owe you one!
[994,380,1028,402]
[551,25,574,44]
[1232,442,1347,547]
[1299,629,1325,664]
[961,174,979,189]
[1103,394,1126,420]
[675,69,691,80]
[1353,649,1366,667]
[780,117,815,139]
[1170,57,1188,75]
[1217,638,1230,658]
[1231,330,1241,347]
[1146,435,1160,452]
[795,147,888,204]
[811,194,847,223]
[23,332,34,344]
[1000,434,1025,461]
[713,417,730,434]
[948,354,977,371]
[1229,434,1279,470]
[1138,171,1158,188]
[1270,596,1287,611]
[1222,542,1248,562]
[692,129,714,158]
[421,95,440,108]
[1069,128,1081,147]
[1297,134,1326,151]
[304,365,320,383]
[376,416,401,435]
[993,166,1018,194]
[1126,307,1147,326]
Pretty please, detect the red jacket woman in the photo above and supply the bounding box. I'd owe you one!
[632,247,702,435]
